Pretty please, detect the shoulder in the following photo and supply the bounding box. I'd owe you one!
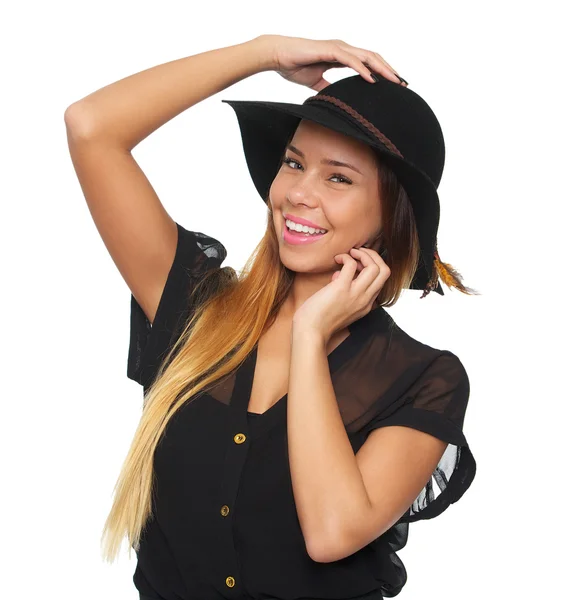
[375,310,467,380]
[381,311,447,360]
[175,223,228,277]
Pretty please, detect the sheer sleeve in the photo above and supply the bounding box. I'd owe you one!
[359,350,477,523]
[127,221,227,389]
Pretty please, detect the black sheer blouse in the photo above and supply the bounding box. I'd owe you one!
[126,222,477,600]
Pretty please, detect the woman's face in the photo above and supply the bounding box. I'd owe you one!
[269,119,383,275]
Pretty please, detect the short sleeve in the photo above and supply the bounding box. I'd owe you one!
[127,221,227,389]
[359,350,477,524]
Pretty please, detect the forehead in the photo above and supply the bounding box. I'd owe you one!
[290,119,379,172]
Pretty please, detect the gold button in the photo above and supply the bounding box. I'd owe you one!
[234,433,246,444]
[220,505,230,516]
[225,576,236,587]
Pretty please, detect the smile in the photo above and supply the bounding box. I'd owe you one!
[283,221,327,246]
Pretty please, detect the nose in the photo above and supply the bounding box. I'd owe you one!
[286,176,323,208]
[286,190,320,214]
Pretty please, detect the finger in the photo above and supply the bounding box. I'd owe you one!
[370,51,403,84]
[350,247,378,265]
[335,253,363,270]
[356,245,390,269]
[362,55,402,84]
[354,248,391,299]
[331,40,397,84]
[335,41,401,84]
[335,49,379,84]
[361,248,391,298]
[349,248,386,293]
[352,248,391,276]
[335,253,362,285]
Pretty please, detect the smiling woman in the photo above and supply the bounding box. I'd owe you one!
[69,32,478,600]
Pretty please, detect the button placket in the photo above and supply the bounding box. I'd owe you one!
[212,411,251,596]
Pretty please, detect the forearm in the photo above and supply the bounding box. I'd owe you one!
[287,325,373,562]
[64,35,273,150]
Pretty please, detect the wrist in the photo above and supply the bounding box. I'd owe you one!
[291,321,328,350]
[247,35,278,72]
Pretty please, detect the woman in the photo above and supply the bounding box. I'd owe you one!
[65,34,478,600]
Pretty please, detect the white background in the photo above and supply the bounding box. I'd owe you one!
[2,1,561,598]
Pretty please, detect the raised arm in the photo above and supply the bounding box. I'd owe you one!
[64,36,273,324]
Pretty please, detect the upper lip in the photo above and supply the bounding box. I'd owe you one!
[283,213,328,230]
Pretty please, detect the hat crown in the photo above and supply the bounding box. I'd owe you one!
[306,75,445,188]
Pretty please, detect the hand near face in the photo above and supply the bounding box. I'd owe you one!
[292,246,391,343]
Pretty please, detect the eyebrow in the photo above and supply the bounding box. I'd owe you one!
[285,144,363,175]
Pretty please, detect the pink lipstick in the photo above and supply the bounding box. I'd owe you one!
[283,221,327,246]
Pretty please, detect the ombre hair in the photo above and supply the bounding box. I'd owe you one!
[100,148,476,562]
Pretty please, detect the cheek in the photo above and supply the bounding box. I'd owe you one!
[330,219,372,249]
[269,170,285,192]
[267,181,284,210]
[328,211,361,235]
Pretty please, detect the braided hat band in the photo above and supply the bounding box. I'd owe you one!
[304,94,404,158]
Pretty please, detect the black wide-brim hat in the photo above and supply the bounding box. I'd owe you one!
[222,73,445,295]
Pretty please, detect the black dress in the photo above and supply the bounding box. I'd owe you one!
[127,222,477,600]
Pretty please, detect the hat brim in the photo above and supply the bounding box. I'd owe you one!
[222,99,444,296]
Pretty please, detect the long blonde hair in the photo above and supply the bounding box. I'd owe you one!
[100,149,477,562]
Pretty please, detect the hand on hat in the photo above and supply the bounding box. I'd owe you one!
[291,247,390,345]
[259,34,404,92]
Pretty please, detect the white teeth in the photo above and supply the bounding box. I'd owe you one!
[285,219,327,235]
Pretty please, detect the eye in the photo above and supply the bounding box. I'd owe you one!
[281,156,352,185]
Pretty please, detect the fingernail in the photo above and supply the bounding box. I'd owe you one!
[396,75,409,86]
[370,72,379,83]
